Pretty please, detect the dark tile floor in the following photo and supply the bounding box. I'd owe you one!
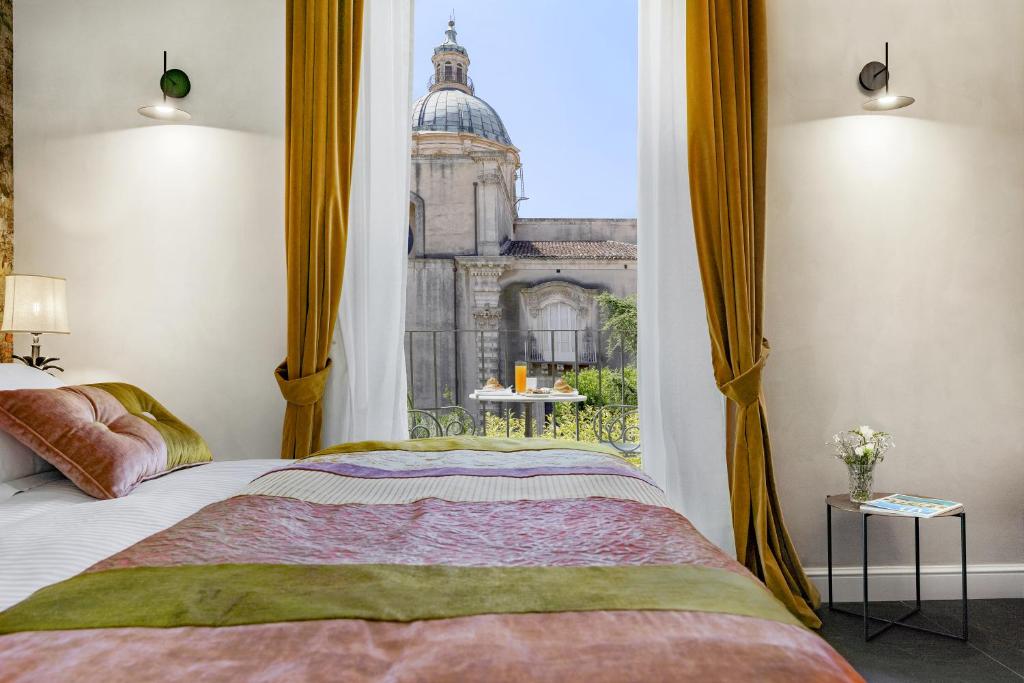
[819,599,1023,682]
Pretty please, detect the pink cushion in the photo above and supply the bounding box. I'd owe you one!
[0,365,64,484]
[0,384,211,498]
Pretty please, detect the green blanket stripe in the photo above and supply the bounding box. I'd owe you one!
[312,436,624,460]
[0,563,803,634]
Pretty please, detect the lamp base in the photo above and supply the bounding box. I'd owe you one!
[13,355,64,373]
[12,334,64,373]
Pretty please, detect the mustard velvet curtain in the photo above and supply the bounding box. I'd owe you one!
[686,0,821,628]
[276,0,364,459]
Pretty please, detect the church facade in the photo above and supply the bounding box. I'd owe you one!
[406,21,637,411]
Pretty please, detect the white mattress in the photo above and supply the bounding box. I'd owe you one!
[0,459,281,611]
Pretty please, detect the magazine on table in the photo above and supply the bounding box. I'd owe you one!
[860,494,963,518]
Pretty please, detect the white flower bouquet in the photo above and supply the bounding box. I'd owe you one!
[828,426,895,502]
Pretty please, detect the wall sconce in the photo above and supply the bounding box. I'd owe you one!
[138,51,192,122]
[859,42,914,111]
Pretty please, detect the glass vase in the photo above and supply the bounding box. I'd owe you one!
[847,461,876,503]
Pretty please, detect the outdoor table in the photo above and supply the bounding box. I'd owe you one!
[469,392,588,439]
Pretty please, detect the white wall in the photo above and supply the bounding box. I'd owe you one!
[13,0,286,459]
[765,0,1024,587]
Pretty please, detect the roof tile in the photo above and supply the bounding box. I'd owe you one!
[501,240,637,260]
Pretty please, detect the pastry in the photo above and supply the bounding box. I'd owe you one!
[483,377,504,391]
[553,378,574,394]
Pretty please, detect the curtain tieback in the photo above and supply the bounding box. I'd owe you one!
[719,339,771,406]
[275,358,333,407]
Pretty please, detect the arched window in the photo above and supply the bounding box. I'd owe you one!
[522,282,600,364]
[444,62,453,80]
[456,65,464,83]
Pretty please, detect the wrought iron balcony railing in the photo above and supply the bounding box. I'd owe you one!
[427,74,475,93]
[404,328,639,453]
[526,330,599,364]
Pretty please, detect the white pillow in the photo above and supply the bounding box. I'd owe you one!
[0,364,65,483]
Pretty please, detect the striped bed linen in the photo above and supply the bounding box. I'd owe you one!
[247,468,666,506]
[0,459,281,611]
[0,437,861,682]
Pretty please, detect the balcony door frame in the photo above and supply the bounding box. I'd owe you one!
[520,280,600,364]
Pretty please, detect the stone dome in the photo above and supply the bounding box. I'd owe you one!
[411,89,513,147]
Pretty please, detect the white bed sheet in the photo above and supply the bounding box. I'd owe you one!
[0,459,281,611]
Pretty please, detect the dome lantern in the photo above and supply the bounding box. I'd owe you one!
[430,20,473,95]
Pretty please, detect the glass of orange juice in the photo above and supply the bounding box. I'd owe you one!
[514,361,527,394]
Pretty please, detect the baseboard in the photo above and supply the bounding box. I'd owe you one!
[805,563,1024,602]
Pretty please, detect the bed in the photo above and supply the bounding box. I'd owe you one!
[0,436,860,682]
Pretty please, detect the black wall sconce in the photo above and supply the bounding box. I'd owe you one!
[138,51,192,122]
[859,42,914,111]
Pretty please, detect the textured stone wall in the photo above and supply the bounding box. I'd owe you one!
[0,0,11,362]
[410,132,519,258]
[405,259,458,408]
[511,218,637,244]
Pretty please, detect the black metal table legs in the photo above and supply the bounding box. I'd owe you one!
[826,504,968,642]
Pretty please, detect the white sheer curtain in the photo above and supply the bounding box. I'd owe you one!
[322,0,413,445]
[637,0,734,555]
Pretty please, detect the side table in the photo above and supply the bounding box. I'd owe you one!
[826,492,967,642]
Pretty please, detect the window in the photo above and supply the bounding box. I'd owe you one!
[409,9,639,457]
[521,281,600,365]
[541,302,579,362]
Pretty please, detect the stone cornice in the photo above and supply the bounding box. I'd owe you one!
[503,258,635,268]
[412,131,520,156]
[454,257,514,270]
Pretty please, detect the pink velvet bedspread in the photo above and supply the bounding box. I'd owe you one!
[0,443,861,682]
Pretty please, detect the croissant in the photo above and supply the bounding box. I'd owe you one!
[484,377,504,390]
[553,378,574,394]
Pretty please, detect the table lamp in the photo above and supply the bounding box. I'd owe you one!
[1,274,70,373]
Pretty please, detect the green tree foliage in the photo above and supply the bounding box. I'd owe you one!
[555,369,638,459]
[596,292,637,357]
[561,366,637,408]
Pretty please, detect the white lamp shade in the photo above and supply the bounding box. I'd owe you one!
[862,94,915,111]
[1,275,70,334]
[138,104,192,122]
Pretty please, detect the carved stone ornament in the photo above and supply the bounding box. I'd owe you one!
[521,281,598,320]
[472,305,503,329]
